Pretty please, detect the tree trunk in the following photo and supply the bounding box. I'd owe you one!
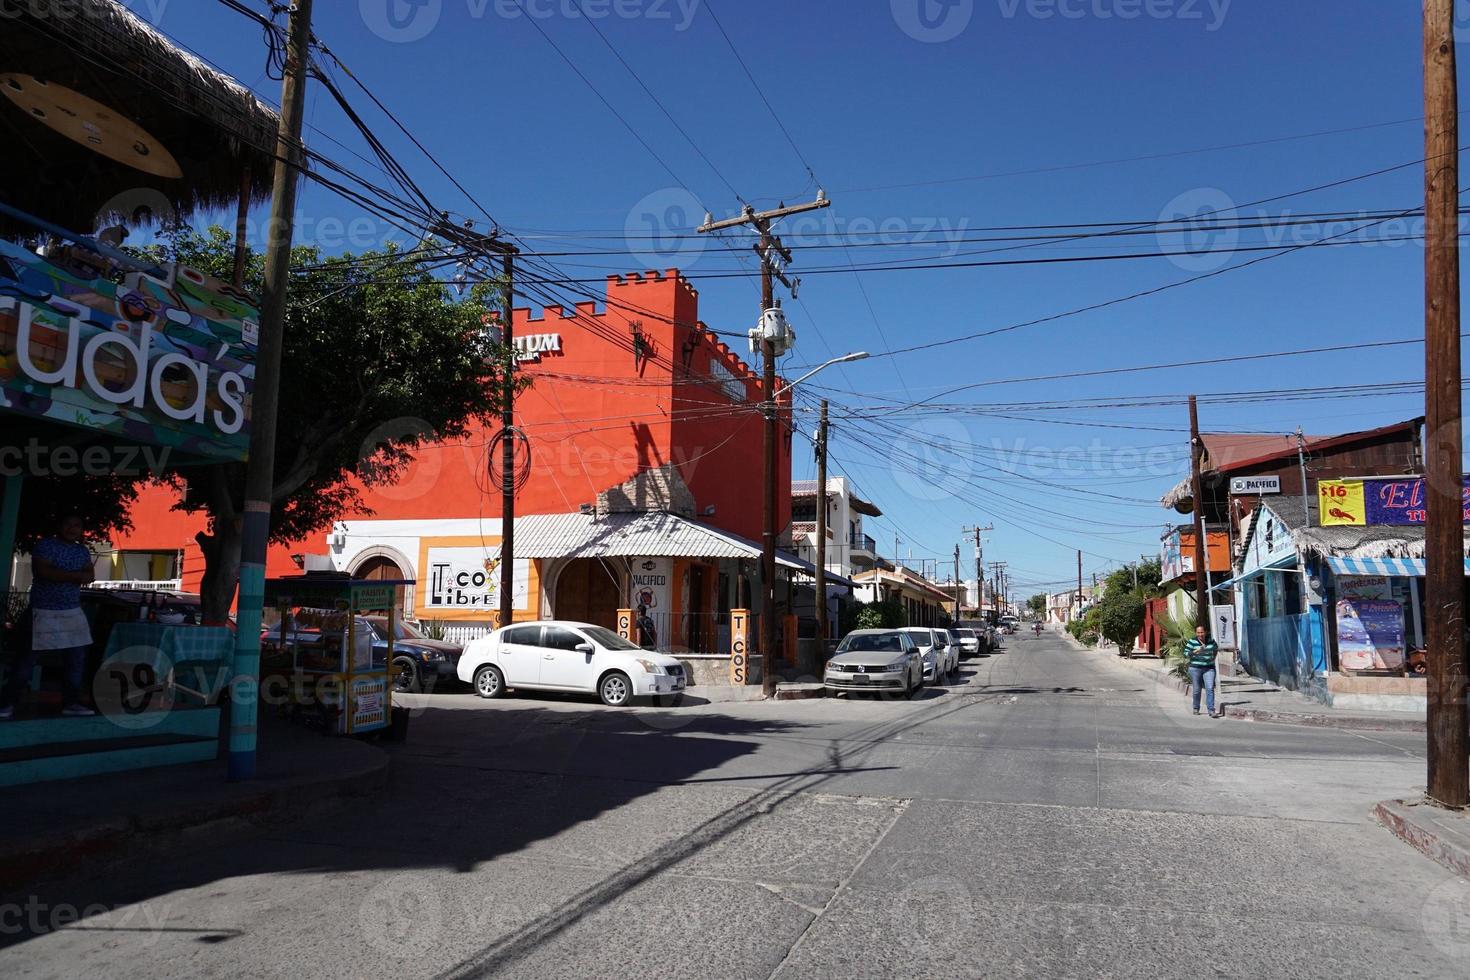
[196,520,242,626]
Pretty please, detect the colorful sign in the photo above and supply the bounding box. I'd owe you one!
[0,238,257,461]
[1335,598,1405,672]
[424,546,530,611]
[348,675,389,733]
[730,608,750,684]
[629,557,671,612]
[1319,477,1470,527]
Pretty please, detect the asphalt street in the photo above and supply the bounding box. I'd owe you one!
[4,631,1467,979]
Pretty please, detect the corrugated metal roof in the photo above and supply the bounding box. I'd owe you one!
[514,511,810,568]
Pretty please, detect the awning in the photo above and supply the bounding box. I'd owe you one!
[1209,554,1297,592]
[1325,556,1470,577]
[512,511,850,582]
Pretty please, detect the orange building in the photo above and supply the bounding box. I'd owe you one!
[110,270,797,653]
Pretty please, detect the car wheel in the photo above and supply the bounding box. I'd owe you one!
[473,664,505,700]
[393,656,420,694]
[599,671,633,707]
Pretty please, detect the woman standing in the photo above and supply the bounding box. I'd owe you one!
[1185,624,1222,719]
[0,515,97,719]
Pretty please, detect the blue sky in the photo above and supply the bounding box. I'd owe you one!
[144,0,1460,598]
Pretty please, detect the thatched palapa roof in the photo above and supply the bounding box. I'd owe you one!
[0,0,281,235]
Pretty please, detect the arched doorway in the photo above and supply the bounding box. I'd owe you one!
[350,552,412,620]
[554,559,622,629]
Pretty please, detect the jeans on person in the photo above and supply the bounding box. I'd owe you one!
[1188,665,1217,714]
[0,644,87,709]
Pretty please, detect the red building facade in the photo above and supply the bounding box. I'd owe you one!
[109,270,793,644]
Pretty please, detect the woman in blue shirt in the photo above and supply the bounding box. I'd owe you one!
[0,515,97,719]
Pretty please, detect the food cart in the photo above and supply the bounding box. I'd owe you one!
[260,575,414,737]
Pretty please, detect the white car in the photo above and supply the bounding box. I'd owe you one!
[902,628,945,684]
[935,629,960,675]
[951,627,980,658]
[458,621,688,707]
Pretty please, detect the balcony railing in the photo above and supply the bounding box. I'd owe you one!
[849,533,876,554]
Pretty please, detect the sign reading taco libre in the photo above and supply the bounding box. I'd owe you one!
[0,239,257,461]
[1318,477,1470,527]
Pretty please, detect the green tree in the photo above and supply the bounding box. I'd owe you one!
[851,599,905,631]
[1026,593,1047,618]
[148,227,519,621]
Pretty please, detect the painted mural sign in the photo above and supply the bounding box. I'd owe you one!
[0,238,257,461]
[1335,598,1405,672]
[1318,477,1470,527]
[424,547,529,611]
[630,557,671,612]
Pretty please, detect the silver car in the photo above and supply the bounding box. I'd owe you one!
[824,629,924,697]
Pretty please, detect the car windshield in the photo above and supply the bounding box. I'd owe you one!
[954,629,976,638]
[581,626,640,651]
[839,633,905,653]
[365,617,427,642]
[902,630,932,646]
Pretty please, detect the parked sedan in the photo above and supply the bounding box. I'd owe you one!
[950,627,981,659]
[934,629,960,676]
[902,628,945,684]
[458,621,687,706]
[823,629,924,697]
[362,617,463,694]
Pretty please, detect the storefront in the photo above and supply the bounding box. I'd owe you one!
[1225,479,1468,713]
[0,2,278,784]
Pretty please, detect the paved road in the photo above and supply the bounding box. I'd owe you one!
[4,631,1467,978]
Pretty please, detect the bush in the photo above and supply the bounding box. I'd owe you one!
[851,599,905,631]
[1158,612,1197,679]
[1097,590,1145,655]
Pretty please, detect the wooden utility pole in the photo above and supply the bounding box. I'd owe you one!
[814,400,830,657]
[953,545,962,621]
[499,250,517,629]
[1423,0,1469,808]
[229,0,312,781]
[1188,396,1211,629]
[963,524,992,616]
[698,194,831,697]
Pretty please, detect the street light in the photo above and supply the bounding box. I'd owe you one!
[773,352,869,398]
[760,350,867,697]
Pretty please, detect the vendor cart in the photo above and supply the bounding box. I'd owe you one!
[261,575,414,737]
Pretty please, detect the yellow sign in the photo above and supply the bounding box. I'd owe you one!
[730,609,750,685]
[1319,480,1366,526]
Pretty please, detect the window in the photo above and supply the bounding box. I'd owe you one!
[541,626,587,651]
[792,501,818,522]
[502,626,540,645]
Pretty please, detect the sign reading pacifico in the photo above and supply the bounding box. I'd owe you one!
[0,238,257,461]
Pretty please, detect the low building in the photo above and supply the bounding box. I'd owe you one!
[1224,480,1466,715]
[790,478,882,578]
[852,567,956,627]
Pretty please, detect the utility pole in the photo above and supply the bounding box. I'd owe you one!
[1188,396,1211,628]
[1423,0,1469,808]
[962,524,992,616]
[953,545,962,621]
[699,193,831,697]
[498,249,517,630]
[1076,550,1083,617]
[814,400,830,656]
[229,0,312,781]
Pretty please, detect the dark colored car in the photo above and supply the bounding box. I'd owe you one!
[259,616,463,693]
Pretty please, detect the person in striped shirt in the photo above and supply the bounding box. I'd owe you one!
[1185,625,1222,718]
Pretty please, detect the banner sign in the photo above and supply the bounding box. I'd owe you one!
[1335,598,1405,672]
[1318,477,1470,527]
[0,238,257,461]
[1229,475,1281,495]
[424,546,530,611]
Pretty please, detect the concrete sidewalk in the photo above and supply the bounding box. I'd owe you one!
[1375,797,1470,879]
[1052,627,1425,732]
[1107,647,1426,732]
[0,710,388,892]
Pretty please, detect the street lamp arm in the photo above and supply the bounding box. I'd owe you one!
[773,352,869,399]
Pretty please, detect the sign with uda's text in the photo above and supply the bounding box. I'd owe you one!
[1229,475,1280,495]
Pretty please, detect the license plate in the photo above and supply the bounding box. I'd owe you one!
[851,675,870,684]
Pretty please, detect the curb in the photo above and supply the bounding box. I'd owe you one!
[1374,798,1470,879]
[1107,650,1427,732]
[0,742,389,893]
[773,685,826,701]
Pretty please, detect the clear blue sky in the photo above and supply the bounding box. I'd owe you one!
[152,0,1459,598]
